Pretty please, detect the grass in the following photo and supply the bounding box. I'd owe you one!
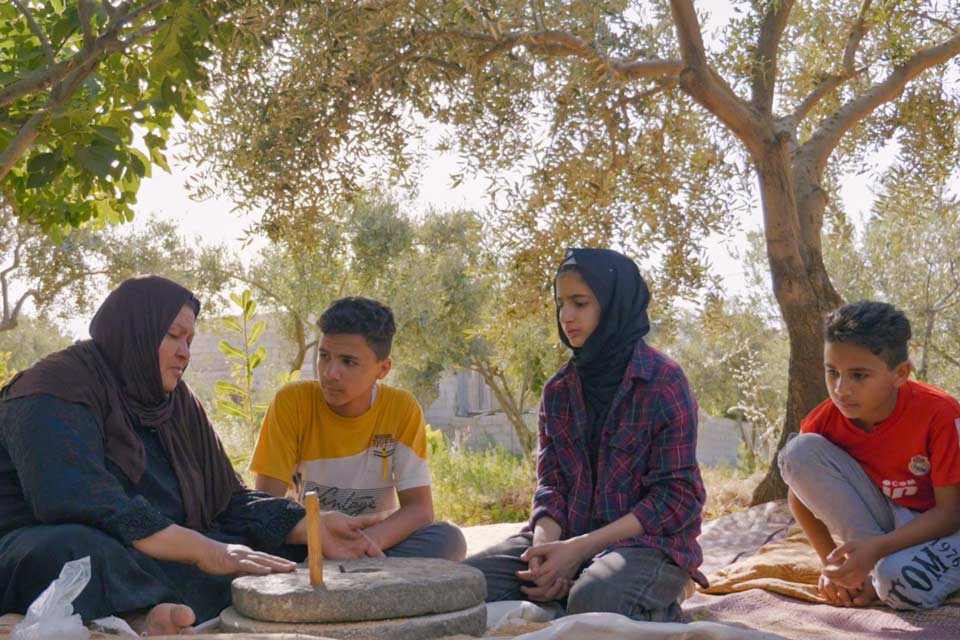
[701,466,766,520]
[430,438,536,526]
[430,429,766,526]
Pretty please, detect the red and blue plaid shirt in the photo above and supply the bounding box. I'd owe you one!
[528,339,707,587]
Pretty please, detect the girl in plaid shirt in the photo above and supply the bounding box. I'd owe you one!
[465,248,706,621]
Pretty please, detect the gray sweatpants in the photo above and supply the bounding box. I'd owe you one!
[779,433,960,609]
[383,520,466,561]
[463,533,689,621]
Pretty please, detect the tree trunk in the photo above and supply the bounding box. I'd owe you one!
[473,362,536,455]
[750,144,843,504]
[290,317,308,373]
[917,309,935,381]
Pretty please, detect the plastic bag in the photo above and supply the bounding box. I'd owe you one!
[89,616,138,637]
[486,600,558,630]
[11,556,91,640]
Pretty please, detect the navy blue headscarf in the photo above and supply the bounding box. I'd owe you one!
[555,248,651,446]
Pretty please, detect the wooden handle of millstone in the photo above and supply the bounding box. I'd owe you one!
[305,491,323,586]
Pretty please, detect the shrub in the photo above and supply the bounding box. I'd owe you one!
[701,465,765,520]
[430,430,535,525]
[0,351,13,386]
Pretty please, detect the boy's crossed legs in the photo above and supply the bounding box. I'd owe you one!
[780,433,960,609]
[380,521,466,561]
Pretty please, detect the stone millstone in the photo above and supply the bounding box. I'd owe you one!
[220,602,486,640]
[231,558,486,623]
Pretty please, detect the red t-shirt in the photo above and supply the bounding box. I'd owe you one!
[800,380,960,511]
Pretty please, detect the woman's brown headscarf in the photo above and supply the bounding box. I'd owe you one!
[1,275,241,530]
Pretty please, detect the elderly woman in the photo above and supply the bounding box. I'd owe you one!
[0,276,378,635]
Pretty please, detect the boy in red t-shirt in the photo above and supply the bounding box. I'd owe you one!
[779,301,960,609]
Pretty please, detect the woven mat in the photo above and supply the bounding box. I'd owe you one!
[685,589,960,640]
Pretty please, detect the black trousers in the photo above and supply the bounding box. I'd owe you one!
[0,524,306,624]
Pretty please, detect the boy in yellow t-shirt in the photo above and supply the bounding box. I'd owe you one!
[251,296,465,560]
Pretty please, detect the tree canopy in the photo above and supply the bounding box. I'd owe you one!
[219,196,561,454]
[0,204,230,332]
[0,0,222,233]
[192,0,960,501]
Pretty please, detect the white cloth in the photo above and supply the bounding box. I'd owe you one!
[507,612,785,640]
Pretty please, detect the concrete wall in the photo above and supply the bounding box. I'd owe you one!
[696,410,745,468]
[182,314,314,402]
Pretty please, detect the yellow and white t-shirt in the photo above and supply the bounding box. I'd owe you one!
[250,381,430,518]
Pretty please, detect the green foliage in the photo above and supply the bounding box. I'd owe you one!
[220,192,549,455]
[189,0,746,300]
[1,1,225,232]
[194,1,958,306]
[350,202,554,453]
[0,200,102,326]
[662,296,788,473]
[0,205,231,331]
[824,162,960,392]
[214,290,278,453]
[0,351,14,386]
[429,432,535,526]
[0,313,70,370]
[424,423,445,458]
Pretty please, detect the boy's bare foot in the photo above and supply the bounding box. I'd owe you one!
[852,580,878,606]
[125,603,196,636]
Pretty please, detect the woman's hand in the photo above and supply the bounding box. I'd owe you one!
[196,542,297,576]
[516,538,586,596]
[519,575,573,602]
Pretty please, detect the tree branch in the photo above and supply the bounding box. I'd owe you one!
[11,0,55,65]
[376,50,465,78]
[799,32,960,175]
[471,358,534,454]
[0,50,97,109]
[930,343,960,370]
[788,67,866,126]
[751,0,794,113]
[842,0,873,72]
[0,9,171,180]
[115,15,170,48]
[905,9,958,34]
[788,1,872,128]
[0,288,38,332]
[0,0,166,108]
[78,0,96,49]
[0,118,26,131]
[108,0,165,32]
[101,0,119,20]
[0,238,25,284]
[0,234,26,323]
[0,57,99,181]
[413,55,465,75]
[932,262,960,311]
[668,0,764,155]
[33,268,110,308]
[414,28,681,81]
